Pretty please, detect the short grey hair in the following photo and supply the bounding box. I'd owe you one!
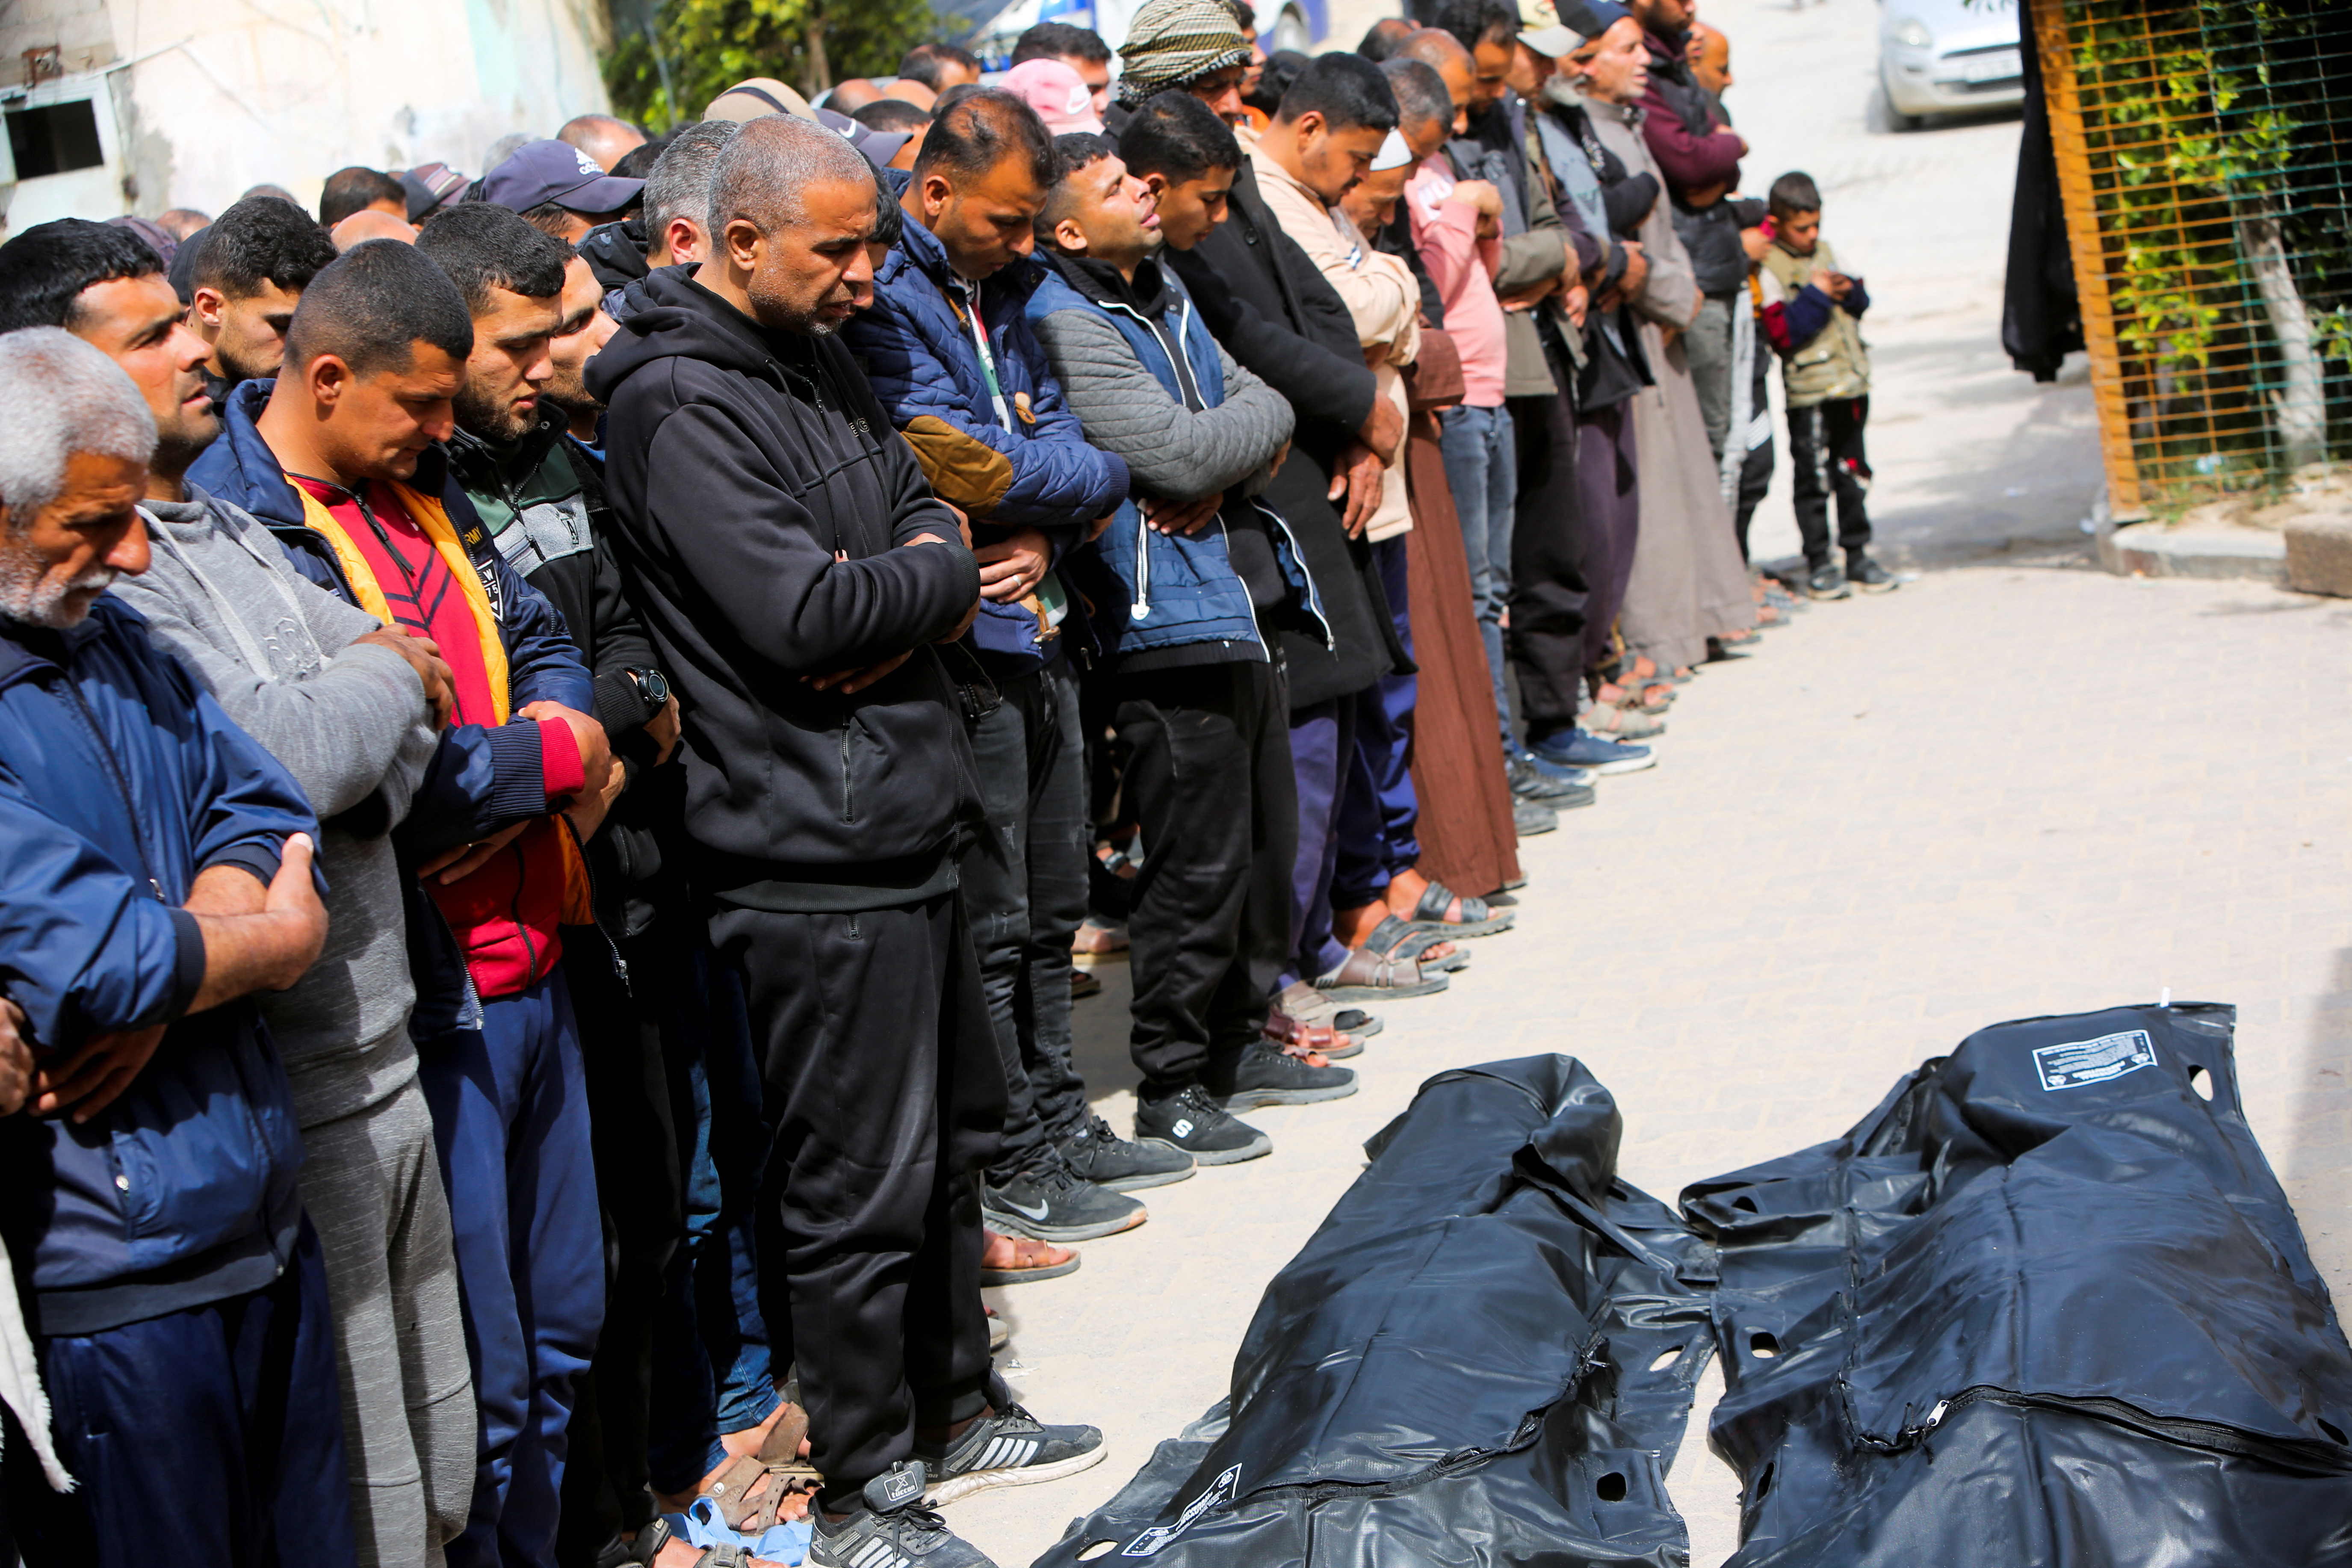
[708,113,878,238]
[645,119,742,241]
[1381,57,1452,138]
[0,328,156,522]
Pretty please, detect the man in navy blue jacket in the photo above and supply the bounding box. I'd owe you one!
[843,89,1171,1253]
[0,328,343,1568]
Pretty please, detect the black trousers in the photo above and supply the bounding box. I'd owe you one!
[710,893,1000,1510]
[556,925,688,1558]
[1507,371,1594,737]
[1787,396,1873,566]
[1731,431,1775,563]
[1114,658,1296,1091]
[960,661,1091,1184]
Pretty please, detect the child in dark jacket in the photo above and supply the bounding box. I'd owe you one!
[1759,170,1898,597]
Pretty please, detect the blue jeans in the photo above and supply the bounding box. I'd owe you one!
[646,943,779,1495]
[419,974,604,1568]
[1437,404,1517,744]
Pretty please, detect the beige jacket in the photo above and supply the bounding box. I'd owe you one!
[1253,145,1420,541]
[1584,97,1703,332]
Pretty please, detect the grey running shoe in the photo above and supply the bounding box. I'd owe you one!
[810,1464,996,1568]
[1846,554,1900,592]
[981,1161,1146,1243]
[916,1402,1106,1503]
[1134,1084,1272,1165]
[1060,1113,1196,1191]
[1205,1041,1358,1108]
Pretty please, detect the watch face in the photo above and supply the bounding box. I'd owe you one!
[642,670,670,705]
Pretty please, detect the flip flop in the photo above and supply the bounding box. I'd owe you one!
[665,1495,813,1566]
[981,1230,1080,1286]
[1402,881,1515,938]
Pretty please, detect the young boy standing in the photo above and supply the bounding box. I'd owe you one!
[1759,170,1897,599]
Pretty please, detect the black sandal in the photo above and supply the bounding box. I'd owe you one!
[1357,915,1470,973]
[1403,881,1515,938]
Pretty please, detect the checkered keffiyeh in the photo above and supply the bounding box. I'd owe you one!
[1116,0,1251,106]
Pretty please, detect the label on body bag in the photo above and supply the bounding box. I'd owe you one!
[2032,1029,2157,1091]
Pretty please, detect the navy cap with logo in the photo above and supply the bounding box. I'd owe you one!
[478,139,646,216]
[815,107,913,172]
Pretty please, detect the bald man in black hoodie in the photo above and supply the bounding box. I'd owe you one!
[587,115,1103,1568]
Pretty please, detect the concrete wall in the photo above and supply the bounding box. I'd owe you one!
[1,0,612,227]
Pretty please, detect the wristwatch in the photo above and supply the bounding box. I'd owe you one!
[624,667,671,715]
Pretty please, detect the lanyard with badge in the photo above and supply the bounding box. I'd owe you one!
[941,277,1068,637]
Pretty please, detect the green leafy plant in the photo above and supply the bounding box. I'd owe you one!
[2065,0,2346,492]
[607,0,950,129]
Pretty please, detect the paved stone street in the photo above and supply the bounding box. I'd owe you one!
[951,2,2352,1563]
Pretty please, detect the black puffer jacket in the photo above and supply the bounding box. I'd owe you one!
[585,267,984,907]
[1165,161,1409,709]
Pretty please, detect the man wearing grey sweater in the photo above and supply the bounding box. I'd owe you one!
[0,218,477,1568]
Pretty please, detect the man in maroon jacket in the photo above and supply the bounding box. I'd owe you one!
[1627,0,1749,457]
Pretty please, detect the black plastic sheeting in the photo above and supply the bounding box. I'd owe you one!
[1034,1010,2352,1568]
[1684,1004,2352,1566]
[1032,1056,1717,1568]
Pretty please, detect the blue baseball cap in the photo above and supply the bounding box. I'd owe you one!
[478,139,645,216]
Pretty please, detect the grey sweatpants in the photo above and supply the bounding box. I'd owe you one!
[1686,293,1737,462]
[298,1073,476,1568]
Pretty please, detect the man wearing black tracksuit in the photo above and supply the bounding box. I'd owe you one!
[587,117,1100,1568]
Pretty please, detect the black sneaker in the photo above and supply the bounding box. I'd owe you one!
[1203,1041,1357,1110]
[917,1399,1107,1503]
[981,1161,1146,1243]
[1134,1084,1272,1165]
[1507,753,1597,807]
[1846,554,1899,592]
[1514,799,1559,836]
[1059,1113,1196,1191]
[1805,563,1851,600]
[810,1463,996,1568]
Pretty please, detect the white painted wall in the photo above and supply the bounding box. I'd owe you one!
[1,0,612,228]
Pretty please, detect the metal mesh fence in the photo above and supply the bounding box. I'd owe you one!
[2037,0,2352,514]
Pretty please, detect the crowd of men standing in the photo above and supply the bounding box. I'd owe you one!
[0,1,1888,1566]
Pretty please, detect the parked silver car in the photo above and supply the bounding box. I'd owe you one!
[1879,0,2026,127]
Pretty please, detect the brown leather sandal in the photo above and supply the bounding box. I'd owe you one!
[1263,1009,1362,1060]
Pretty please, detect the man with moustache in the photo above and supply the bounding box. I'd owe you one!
[0,217,473,1568]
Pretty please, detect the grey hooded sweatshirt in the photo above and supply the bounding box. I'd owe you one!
[112,487,437,1128]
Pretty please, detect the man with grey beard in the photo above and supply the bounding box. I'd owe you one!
[0,326,341,1568]
[0,216,472,1568]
